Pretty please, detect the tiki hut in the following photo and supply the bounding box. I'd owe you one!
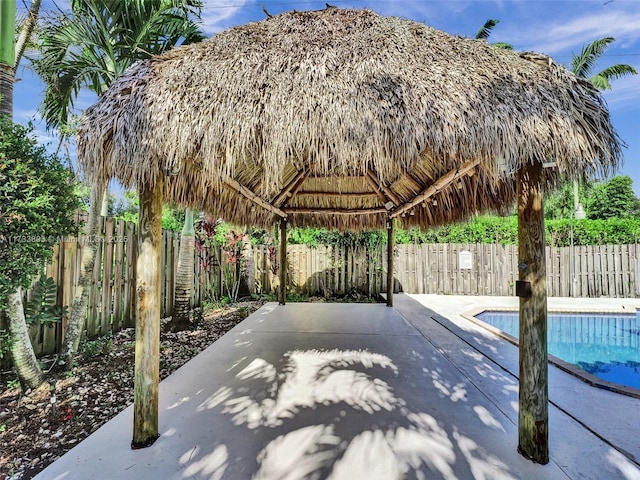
[76,8,621,463]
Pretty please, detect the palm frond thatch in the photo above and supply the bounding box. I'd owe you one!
[77,8,621,231]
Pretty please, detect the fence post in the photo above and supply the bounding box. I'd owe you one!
[386,218,394,307]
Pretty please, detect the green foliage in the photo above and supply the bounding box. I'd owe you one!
[113,190,186,231]
[31,0,205,130]
[6,378,19,390]
[24,276,67,326]
[288,227,385,249]
[570,37,637,89]
[281,214,640,248]
[80,336,113,359]
[587,176,640,220]
[473,18,513,49]
[0,118,80,309]
[0,329,13,361]
[544,180,591,220]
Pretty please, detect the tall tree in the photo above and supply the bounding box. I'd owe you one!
[1,119,80,389]
[0,1,15,116]
[569,37,637,212]
[32,0,205,368]
[1,1,50,390]
[170,209,195,331]
[587,176,640,220]
[571,37,637,90]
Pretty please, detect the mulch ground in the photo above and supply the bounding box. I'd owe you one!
[0,301,264,480]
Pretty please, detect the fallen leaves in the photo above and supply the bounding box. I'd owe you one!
[0,301,263,479]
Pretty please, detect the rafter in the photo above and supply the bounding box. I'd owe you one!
[272,170,308,207]
[366,169,402,207]
[363,173,390,206]
[390,159,481,218]
[223,177,287,218]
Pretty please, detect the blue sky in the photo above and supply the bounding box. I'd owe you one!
[13,0,640,194]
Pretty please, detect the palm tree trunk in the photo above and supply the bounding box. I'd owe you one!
[169,209,194,331]
[59,181,104,368]
[14,0,41,67]
[6,288,45,390]
[3,1,43,391]
[0,63,12,117]
[0,0,15,117]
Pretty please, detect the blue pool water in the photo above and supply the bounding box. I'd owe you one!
[476,311,640,390]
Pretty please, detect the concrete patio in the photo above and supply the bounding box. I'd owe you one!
[35,294,640,479]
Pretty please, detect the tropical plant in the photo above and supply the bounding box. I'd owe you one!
[32,0,205,130]
[571,37,638,91]
[0,1,16,117]
[0,118,79,389]
[113,190,186,231]
[31,0,205,368]
[24,276,68,326]
[587,176,640,220]
[169,209,195,331]
[568,36,637,213]
[474,19,513,49]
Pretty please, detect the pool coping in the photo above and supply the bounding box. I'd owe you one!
[462,307,640,400]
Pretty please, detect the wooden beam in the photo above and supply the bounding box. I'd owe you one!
[295,191,378,198]
[272,170,307,207]
[132,175,163,449]
[367,170,402,207]
[363,173,391,206]
[223,177,286,218]
[284,172,309,206]
[279,216,287,305]
[284,207,387,215]
[386,217,394,307]
[517,161,549,464]
[390,159,480,218]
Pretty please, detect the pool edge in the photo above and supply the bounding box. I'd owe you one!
[461,307,640,401]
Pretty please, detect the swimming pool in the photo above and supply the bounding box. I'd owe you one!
[475,311,640,392]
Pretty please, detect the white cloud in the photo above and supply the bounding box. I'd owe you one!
[14,109,41,123]
[602,75,640,110]
[201,0,251,35]
[516,10,640,55]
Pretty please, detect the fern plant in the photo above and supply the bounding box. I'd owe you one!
[24,277,67,326]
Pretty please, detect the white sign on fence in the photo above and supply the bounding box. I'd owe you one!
[459,250,473,270]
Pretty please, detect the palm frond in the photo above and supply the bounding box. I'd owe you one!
[594,64,638,89]
[571,36,615,79]
[32,0,205,130]
[475,19,499,40]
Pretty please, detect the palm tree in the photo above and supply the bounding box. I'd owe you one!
[571,37,637,90]
[170,209,195,331]
[32,0,205,368]
[2,1,48,390]
[474,19,513,50]
[570,37,637,212]
[0,1,16,116]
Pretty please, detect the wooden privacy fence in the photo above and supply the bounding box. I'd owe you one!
[255,243,640,298]
[24,217,222,356]
[16,216,640,355]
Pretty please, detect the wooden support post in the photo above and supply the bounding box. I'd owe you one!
[132,175,163,449]
[516,162,548,464]
[386,218,394,307]
[279,217,287,305]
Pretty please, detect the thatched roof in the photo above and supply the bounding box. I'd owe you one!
[77,8,621,230]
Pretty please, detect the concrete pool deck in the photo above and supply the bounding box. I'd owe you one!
[35,294,640,479]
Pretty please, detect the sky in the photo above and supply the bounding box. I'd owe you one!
[12,0,640,195]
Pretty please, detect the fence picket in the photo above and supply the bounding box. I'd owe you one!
[16,216,640,356]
